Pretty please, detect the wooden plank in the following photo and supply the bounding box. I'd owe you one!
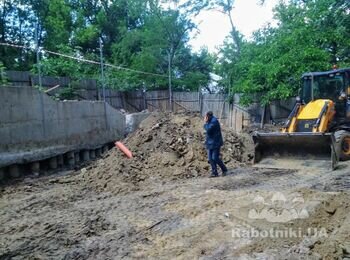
[172,91,200,112]
[236,110,243,133]
[174,100,189,111]
[145,90,170,112]
[44,85,60,93]
[233,108,237,132]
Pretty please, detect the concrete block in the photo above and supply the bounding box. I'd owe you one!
[66,151,74,159]
[66,152,75,167]
[49,157,58,170]
[95,148,102,157]
[9,165,21,178]
[57,155,64,167]
[102,145,109,154]
[75,152,80,164]
[0,168,5,180]
[90,150,96,160]
[30,162,40,175]
[80,150,88,162]
[126,112,151,134]
[68,158,75,167]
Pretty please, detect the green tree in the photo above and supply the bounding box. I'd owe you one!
[217,0,350,105]
[174,47,214,91]
[0,0,36,70]
[37,0,73,51]
[1,0,214,93]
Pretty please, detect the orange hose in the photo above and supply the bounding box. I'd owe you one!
[115,141,133,158]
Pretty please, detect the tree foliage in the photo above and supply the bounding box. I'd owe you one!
[1,0,349,100]
[217,0,350,105]
[0,0,214,91]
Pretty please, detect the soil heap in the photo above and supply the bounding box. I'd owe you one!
[82,112,254,194]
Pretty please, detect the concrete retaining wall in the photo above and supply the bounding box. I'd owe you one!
[126,112,151,134]
[0,87,125,167]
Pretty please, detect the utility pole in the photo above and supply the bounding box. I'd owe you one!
[143,82,147,110]
[168,48,173,111]
[35,22,42,89]
[99,37,108,130]
[99,37,106,102]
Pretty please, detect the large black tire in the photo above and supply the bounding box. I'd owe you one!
[334,130,350,161]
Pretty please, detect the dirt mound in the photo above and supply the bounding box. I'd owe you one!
[82,112,254,194]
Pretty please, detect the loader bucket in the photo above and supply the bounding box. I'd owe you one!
[253,132,338,170]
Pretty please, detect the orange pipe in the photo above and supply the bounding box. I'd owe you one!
[115,141,133,158]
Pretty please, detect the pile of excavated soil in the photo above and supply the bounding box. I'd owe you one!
[81,112,254,194]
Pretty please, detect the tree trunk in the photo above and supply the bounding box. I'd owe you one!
[227,10,241,55]
[168,46,173,112]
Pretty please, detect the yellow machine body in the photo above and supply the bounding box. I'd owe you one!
[254,99,338,170]
[253,67,350,170]
[298,100,330,120]
[282,99,335,134]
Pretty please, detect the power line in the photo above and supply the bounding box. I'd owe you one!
[0,42,167,78]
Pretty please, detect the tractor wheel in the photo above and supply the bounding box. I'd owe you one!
[335,130,350,161]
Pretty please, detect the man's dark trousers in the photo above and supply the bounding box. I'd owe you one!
[208,147,227,176]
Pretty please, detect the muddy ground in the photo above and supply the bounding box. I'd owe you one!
[1,113,350,260]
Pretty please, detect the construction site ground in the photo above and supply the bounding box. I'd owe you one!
[1,113,350,259]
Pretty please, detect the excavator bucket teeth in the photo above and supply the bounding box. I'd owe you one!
[253,132,338,170]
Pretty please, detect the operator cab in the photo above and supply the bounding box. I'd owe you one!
[301,68,350,122]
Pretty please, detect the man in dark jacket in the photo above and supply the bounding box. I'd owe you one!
[204,111,228,177]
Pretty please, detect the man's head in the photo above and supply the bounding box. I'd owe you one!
[206,111,213,120]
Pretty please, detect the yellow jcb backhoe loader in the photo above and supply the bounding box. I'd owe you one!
[253,67,350,170]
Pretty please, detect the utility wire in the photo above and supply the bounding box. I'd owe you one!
[0,42,167,78]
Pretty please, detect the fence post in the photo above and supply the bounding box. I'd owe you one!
[143,91,147,111]
[197,88,201,114]
[95,79,100,101]
[143,83,147,111]
[35,22,42,89]
[260,105,266,129]
[229,102,233,128]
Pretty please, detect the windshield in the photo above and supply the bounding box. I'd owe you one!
[302,72,345,103]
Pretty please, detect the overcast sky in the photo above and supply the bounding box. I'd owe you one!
[189,0,279,53]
